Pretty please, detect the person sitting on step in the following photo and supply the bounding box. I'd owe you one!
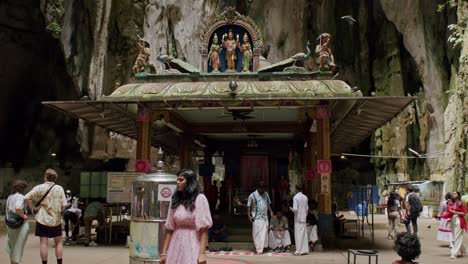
[268,210,291,252]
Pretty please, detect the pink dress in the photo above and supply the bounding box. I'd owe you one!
[165,194,212,264]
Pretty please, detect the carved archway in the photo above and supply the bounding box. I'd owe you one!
[199,7,264,72]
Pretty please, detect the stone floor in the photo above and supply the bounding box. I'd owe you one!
[1,215,467,263]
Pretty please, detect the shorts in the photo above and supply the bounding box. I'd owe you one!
[35,222,62,238]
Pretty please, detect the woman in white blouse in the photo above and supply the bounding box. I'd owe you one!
[5,180,29,264]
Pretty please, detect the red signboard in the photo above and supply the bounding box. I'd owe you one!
[135,159,150,172]
[317,160,332,174]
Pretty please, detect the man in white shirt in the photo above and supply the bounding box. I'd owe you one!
[25,168,67,264]
[291,184,309,255]
[268,210,291,252]
[247,181,274,254]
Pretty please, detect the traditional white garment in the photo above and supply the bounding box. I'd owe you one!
[437,200,453,246]
[451,215,467,258]
[292,192,309,254]
[252,219,269,253]
[307,224,318,243]
[248,190,271,254]
[268,216,291,249]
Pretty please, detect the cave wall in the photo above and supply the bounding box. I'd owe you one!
[0,0,466,196]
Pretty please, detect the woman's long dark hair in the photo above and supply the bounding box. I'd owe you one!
[171,169,200,212]
[387,192,397,207]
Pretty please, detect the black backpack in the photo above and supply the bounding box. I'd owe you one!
[408,193,423,213]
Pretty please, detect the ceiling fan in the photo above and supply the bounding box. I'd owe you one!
[218,109,255,121]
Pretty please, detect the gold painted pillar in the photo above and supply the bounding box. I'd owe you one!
[135,107,152,173]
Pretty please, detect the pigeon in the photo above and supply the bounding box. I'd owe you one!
[341,15,357,25]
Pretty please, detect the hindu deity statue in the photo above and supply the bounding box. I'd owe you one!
[240,33,252,72]
[315,33,336,71]
[208,33,221,72]
[132,36,151,75]
[222,29,240,71]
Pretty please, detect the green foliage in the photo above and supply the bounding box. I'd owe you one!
[437,0,458,12]
[45,0,65,38]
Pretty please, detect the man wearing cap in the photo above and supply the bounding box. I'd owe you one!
[291,184,309,255]
[25,168,67,264]
[247,181,274,254]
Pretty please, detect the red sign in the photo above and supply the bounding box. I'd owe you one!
[307,170,316,180]
[135,159,150,172]
[160,187,173,198]
[317,160,332,174]
[316,106,330,119]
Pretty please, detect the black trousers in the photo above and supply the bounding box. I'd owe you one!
[63,211,79,239]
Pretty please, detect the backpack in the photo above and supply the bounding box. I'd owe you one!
[408,193,423,213]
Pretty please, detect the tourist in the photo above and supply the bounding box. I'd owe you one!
[24,168,67,264]
[291,184,309,255]
[307,199,319,250]
[440,191,467,259]
[63,197,82,241]
[268,210,291,252]
[160,169,212,264]
[404,186,422,236]
[247,181,274,254]
[387,192,402,240]
[436,192,453,248]
[392,232,421,264]
[83,200,106,246]
[209,211,228,242]
[5,180,29,264]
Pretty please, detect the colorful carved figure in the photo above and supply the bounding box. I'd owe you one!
[240,33,252,72]
[132,36,151,75]
[222,29,240,71]
[208,34,221,72]
[315,33,335,71]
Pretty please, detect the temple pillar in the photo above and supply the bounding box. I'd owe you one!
[136,107,153,173]
[315,104,335,246]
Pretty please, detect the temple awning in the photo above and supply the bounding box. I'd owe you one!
[43,80,415,153]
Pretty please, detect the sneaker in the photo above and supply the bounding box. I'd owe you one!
[450,255,457,259]
[89,241,98,246]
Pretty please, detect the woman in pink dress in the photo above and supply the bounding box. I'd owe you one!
[161,169,212,264]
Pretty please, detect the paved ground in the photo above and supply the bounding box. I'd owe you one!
[1,215,467,263]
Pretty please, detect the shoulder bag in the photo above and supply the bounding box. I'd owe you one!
[5,196,25,229]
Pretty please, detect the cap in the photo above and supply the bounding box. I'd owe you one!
[66,190,71,194]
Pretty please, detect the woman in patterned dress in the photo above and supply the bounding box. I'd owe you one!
[160,169,212,264]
